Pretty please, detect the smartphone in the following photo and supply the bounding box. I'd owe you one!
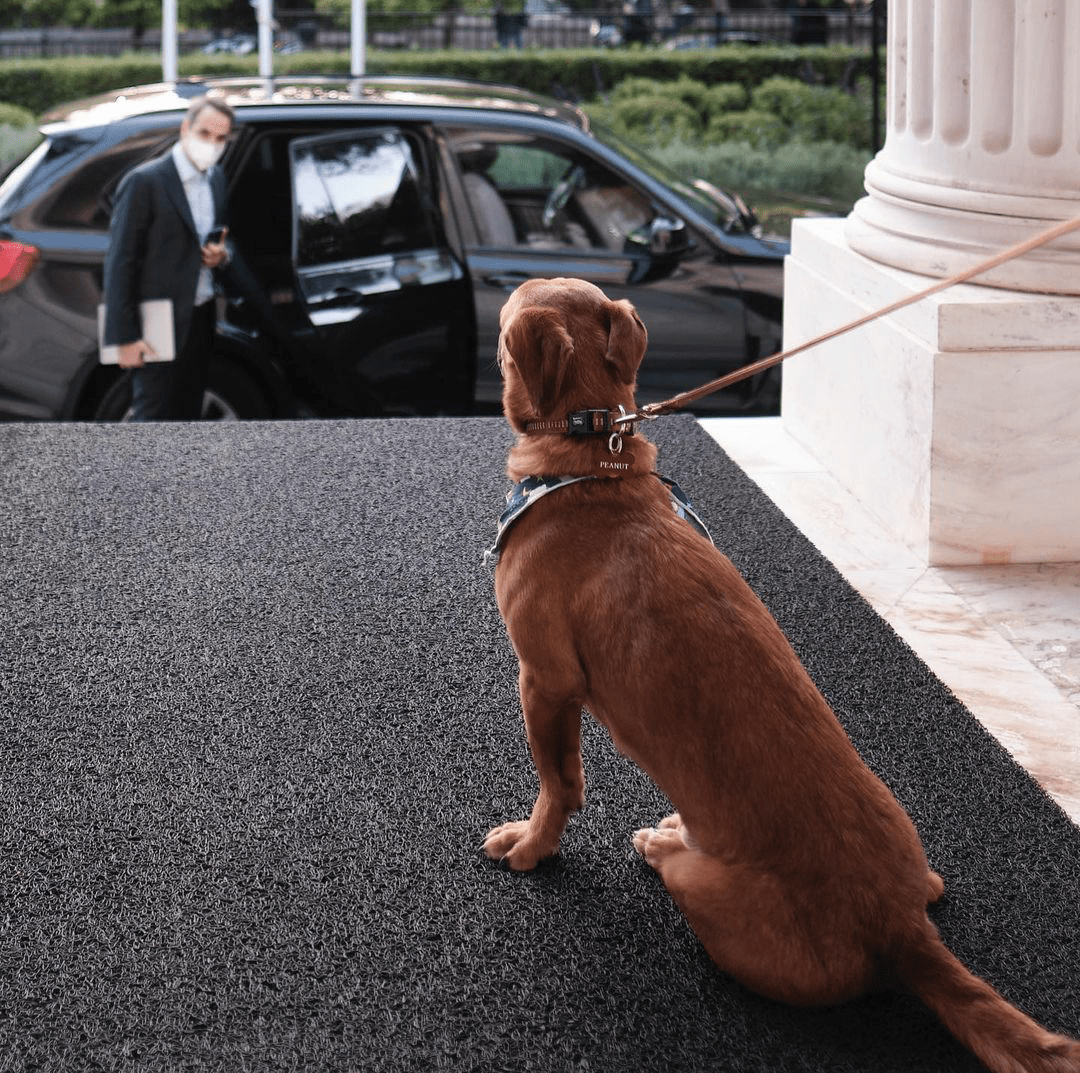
[205,226,227,245]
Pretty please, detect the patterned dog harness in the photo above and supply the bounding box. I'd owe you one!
[485,474,713,565]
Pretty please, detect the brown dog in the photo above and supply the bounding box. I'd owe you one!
[484,276,1080,1073]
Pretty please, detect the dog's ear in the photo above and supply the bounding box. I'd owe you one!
[604,299,647,384]
[502,306,574,411]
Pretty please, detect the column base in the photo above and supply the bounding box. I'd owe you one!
[781,218,1080,566]
[844,162,1080,296]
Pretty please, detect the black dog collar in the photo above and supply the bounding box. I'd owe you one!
[525,409,636,437]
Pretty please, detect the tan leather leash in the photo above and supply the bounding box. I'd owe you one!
[616,213,1080,426]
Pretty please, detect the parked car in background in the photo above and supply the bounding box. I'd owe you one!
[201,34,256,55]
[663,29,765,49]
[0,76,787,422]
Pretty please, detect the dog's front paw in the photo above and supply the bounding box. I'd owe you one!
[483,821,554,871]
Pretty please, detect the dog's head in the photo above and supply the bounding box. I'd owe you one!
[498,277,647,431]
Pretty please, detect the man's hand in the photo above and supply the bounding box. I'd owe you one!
[117,340,156,369]
[201,226,229,270]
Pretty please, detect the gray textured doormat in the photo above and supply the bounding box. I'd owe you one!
[2,416,1078,1073]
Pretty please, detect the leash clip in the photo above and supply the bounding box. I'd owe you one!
[609,405,636,454]
[613,404,655,429]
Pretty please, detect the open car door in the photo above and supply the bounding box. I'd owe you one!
[290,126,473,414]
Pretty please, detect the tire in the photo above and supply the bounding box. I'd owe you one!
[93,361,272,422]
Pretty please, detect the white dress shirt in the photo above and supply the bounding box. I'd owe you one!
[171,141,217,307]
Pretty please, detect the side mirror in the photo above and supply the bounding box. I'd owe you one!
[625,215,693,284]
[648,215,690,257]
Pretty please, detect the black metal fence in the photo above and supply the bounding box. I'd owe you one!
[0,7,878,59]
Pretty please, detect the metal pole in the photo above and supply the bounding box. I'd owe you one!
[162,0,178,83]
[257,0,274,92]
[350,0,366,94]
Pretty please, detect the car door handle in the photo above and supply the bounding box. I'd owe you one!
[482,272,528,291]
[309,306,364,326]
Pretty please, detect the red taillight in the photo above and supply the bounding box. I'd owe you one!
[0,240,40,293]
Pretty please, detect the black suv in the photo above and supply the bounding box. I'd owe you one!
[0,76,788,421]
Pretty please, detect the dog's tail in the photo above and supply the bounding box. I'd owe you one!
[898,923,1080,1073]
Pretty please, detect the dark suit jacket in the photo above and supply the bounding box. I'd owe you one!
[102,150,227,351]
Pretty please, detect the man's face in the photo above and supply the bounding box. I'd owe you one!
[181,105,232,147]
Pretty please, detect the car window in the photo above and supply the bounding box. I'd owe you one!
[291,127,437,267]
[447,129,654,253]
[228,129,296,284]
[40,130,176,229]
[0,135,46,202]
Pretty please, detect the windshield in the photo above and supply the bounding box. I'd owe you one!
[586,117,756,235]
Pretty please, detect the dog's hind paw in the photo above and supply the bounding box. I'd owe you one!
[633,823,689,870]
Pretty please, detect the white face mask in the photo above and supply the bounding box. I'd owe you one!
[184,134,225,172]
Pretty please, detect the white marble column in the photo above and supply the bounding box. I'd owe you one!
[781,0,1080,565]
[845,0,1080,291]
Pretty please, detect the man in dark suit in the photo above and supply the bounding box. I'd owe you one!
[102,95,234,421]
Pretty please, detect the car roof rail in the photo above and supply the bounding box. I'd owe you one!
[174,78,209,99]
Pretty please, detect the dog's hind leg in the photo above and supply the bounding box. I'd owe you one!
[633,824,875,1007]
[484,666,585,871]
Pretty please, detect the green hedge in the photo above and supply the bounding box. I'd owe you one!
[0,44,876,117]
[588,72,872,151]
[0,101,36,127]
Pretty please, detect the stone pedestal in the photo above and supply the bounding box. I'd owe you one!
[782,219,1080,565]
[781,0,1080,565]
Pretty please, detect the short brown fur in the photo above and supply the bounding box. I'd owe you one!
[485,277,1080,1073]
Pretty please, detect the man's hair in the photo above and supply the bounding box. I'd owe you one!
[185,95,235,128]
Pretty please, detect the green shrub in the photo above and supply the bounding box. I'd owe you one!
[651,73,718,119]
[0,101,35,127]
[706,108,786,150]
[612,93,702,143]
[750,76,810,124]
[702,82,749,116]
[610,76,747,126]
[750,75,871,149]
[595,70,870,154]
[0,101,39,173]
[610,76,668,103]
[1,124,41,173]
[763,139,870,204]
[654,137,870,207]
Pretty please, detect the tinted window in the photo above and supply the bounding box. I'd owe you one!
[448,129,653,253]
[291,128,436,268]
[41,130,176,229]
[0,134,46,203]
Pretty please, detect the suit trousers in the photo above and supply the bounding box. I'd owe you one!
[130,300,215,421]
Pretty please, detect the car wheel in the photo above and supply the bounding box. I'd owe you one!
[93,362,271,422]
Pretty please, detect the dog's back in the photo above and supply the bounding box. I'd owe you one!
[498,469,934,963]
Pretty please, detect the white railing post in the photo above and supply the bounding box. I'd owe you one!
[257,0,275,92]
[350,0,366,94]
[162,0,178,83]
